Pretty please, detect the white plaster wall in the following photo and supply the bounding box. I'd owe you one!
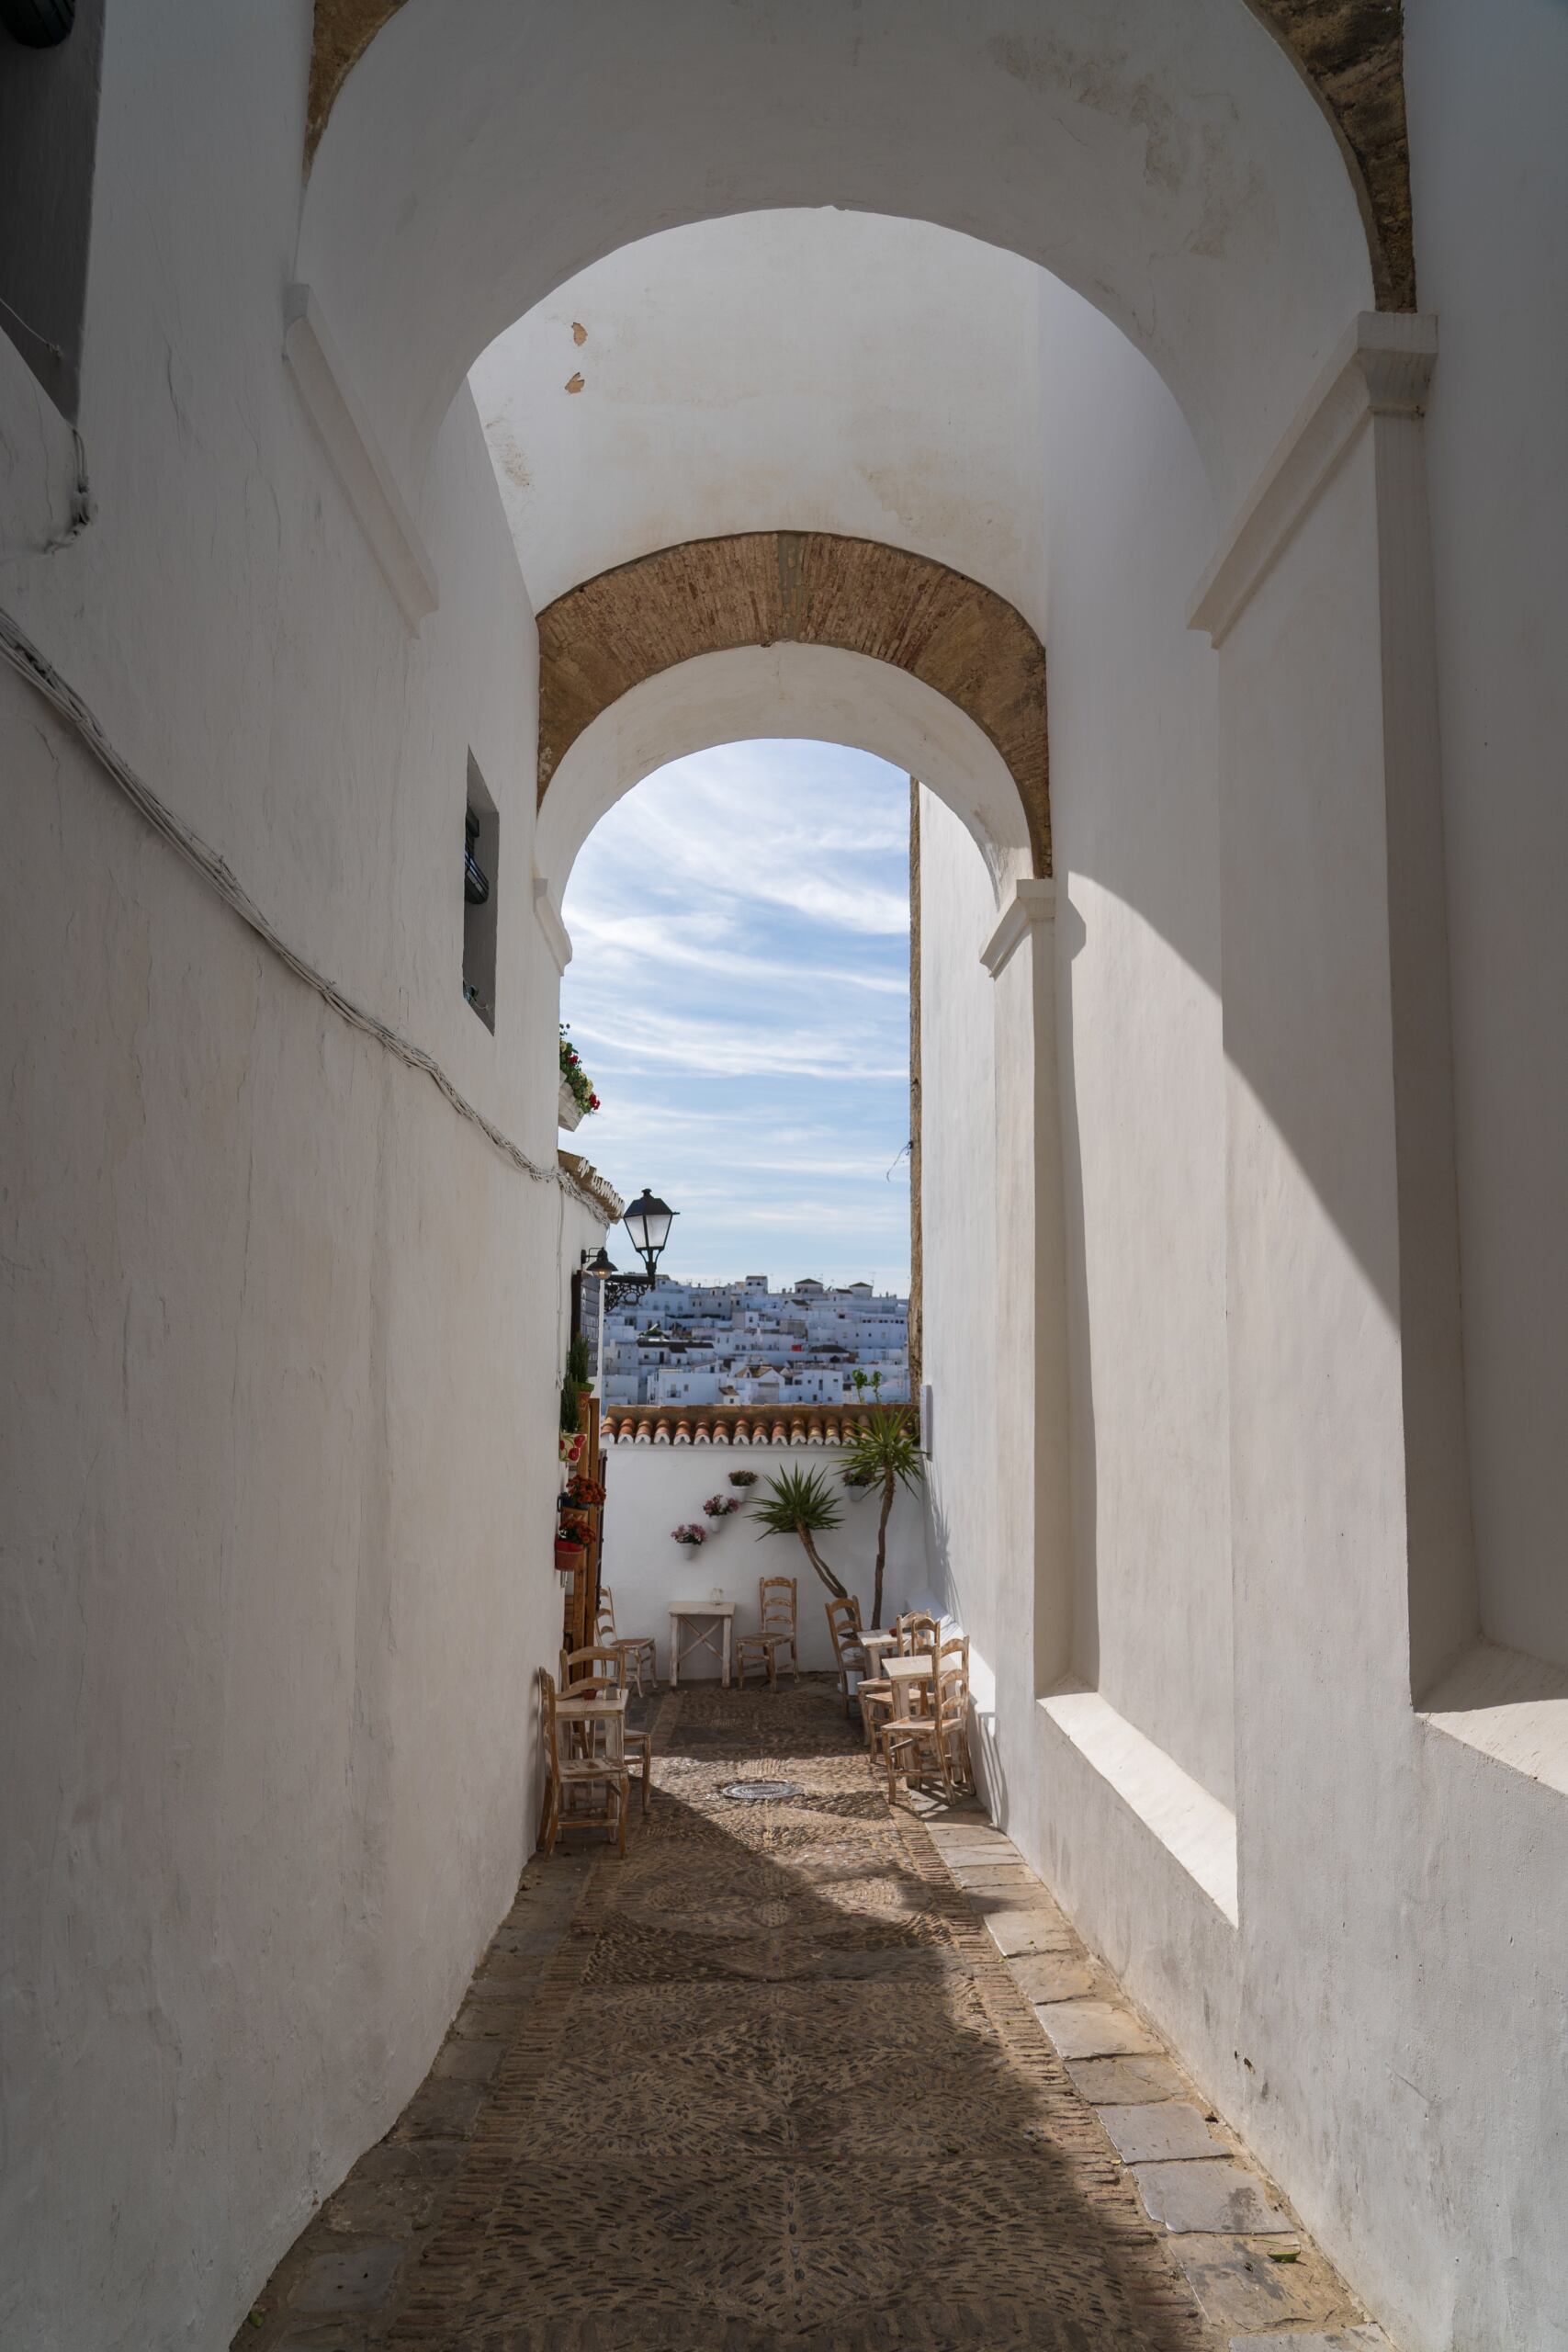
[1404,0,1568,1675]
[471,211,1049,625]
[919,262,1568,2352]
[599,1445,928,1676]
[918,274,1239,2109]
[0,4,578,2344]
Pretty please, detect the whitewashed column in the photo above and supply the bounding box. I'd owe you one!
[982,878,1075,1694]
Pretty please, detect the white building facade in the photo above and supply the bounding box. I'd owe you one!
[597,1276,909,1408]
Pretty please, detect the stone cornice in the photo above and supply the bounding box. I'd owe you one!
[981,877,1056,980]
[1189,310,1438,648]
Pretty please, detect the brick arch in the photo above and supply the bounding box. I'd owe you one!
[535,532,1052,876]
[305,0,1413,310]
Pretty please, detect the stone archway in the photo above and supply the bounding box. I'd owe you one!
[536,531,1052,877]
[305,0,1413,311]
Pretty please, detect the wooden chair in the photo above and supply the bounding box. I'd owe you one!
[881,1634,971,1801]
[596,1587,658,1695]
[826,1595,875,1724]
[736,1576,799,1690]
[560,1645,652,1817]
[540,1667,629,1854]
[895,1609,942,1657]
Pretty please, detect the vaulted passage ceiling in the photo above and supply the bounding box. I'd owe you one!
[304,0,1413,308]
[535,532,1052,877]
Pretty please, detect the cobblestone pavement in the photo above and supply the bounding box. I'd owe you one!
[238,1679,1387,2352]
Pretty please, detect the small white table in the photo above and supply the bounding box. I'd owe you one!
[669,1600,735,1687]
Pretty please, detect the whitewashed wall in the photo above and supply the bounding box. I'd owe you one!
[0,7,577,2346]
[920,257,1568,2352]
[600,1443,928,1677]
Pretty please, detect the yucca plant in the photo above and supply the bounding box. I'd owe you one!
[752,1464,849,1601]
[841,1404,922,1628]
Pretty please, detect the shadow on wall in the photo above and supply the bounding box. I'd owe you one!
[1056,890,1100,1694]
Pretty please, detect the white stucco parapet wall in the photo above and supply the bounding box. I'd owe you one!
[599,1436,929,1677]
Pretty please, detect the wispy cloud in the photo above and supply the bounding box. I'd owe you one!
[560,741,912,1290]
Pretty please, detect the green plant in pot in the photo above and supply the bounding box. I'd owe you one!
[751,1464,850,1603]
[561,1332,592,1432]
[840,1403,922,1629]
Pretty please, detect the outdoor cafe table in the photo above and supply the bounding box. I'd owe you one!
[859,1630,897,1676]
[669,1599,735,1687]
[883,1653,936,1709]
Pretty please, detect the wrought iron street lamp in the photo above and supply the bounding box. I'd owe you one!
[621,1187,677,1284]
[579,1190,678,1393]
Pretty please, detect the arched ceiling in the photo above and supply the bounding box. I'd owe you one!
[305,0,1412,309]
[295,0,1378,514]
[536,533,1050,877]
[469,211,1051,629]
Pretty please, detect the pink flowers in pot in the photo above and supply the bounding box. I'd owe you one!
[671,1522,707,1546]
[702,1494,742,1519]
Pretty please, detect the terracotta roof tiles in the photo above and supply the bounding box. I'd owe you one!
[604,1403,894,1448]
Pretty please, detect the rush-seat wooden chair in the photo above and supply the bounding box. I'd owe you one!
[736,1575,800,1690]
[559,1644,652,1816]
[880,1634,971,1802]
[596,1586,658,1695]
[826,1594,874,1723]
[540,1667,629,1855]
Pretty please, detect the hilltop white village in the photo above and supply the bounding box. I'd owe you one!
[595,1273,909,1408]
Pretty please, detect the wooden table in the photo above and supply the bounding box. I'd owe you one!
[859,1630,897,1678]
[883,1654,935,1711]
[669,1600,735,1687]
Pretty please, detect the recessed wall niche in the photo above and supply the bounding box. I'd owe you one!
[462,751,499,1033]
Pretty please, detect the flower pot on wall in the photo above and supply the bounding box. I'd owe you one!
[558,1078,584,1132]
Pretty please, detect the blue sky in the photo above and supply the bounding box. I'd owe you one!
[559,741,912,1292]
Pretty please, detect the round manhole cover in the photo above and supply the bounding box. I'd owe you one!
[718,1779,804,1803]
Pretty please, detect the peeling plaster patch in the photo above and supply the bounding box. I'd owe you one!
[565,373,585,395]
[571,322,588,346]
[536,530,1051,876]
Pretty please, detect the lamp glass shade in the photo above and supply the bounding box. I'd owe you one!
[622,1188,675,1269]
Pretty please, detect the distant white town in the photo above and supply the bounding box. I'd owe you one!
[594,1274,909,1408]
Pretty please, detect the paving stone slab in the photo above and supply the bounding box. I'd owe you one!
[950,1865,1043,1894]
[1174,2237,1364,2335]
[1035,1999,1163,2058]
[433,2034,505,2082]
[984,1907,1077,1955]
[1137,2158,1292,2234]
[450,1999,529,2040]
[393,2076,487,2141]
[1005,1951,1100,2004]
[267,2320,374,2351]
[1099,2102,1224,2164]
[322,2141,460,2237]
[1067,2053,1188,2103]
[290,2244,405,2312]
[1230,2331,1389,2350]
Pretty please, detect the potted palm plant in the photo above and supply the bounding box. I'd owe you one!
[751,1464,850,1602]
[840,1403,923,1629]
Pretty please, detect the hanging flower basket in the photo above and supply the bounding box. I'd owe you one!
[728,1470,758,1488]
[702,1494,741,1519]
[671,1523,707,1547]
